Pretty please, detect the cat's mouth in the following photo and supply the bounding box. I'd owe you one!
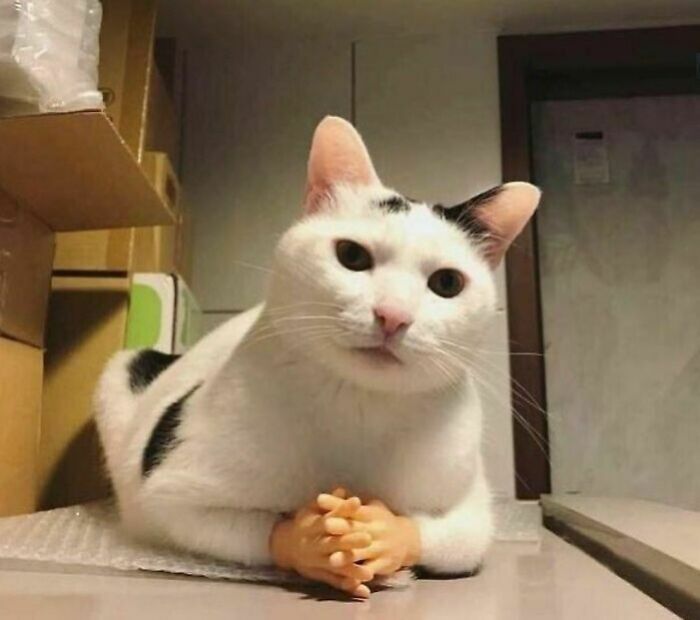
[351,345,403,366]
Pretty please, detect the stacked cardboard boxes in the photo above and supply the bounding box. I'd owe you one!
[0,112,175,517]
[38,1,199,509]
[0,0,197,515]
[0,197,54,516]
[54,0,191,281]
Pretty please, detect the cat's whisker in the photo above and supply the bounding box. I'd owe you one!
[469,370,551,463]
[464,350,558,425]
[438,341,553,423]
[264,300,344,311]
[267,315,347,324]
[241,325,341,351]
[435,336,543,358]
[446,348,556,433]
[231,260,274,275]
[434,347,551,463]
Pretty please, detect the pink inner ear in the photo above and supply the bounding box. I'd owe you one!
[305,116,379,213]
[475,182,541,267]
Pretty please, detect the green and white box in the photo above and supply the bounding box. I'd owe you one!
[125,273,201,354]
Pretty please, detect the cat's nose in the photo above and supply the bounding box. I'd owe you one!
[373,304,413,339]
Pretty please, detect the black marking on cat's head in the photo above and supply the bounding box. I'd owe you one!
[433,185,504,240]
[376,194,411,213]
[129,349,181,393]
[142,383,201,478]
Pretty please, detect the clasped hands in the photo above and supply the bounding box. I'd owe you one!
[270,487,420,598]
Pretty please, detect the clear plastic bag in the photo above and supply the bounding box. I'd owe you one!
[0,0,103,113]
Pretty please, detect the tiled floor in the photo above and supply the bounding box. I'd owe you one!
[0,531,674,619]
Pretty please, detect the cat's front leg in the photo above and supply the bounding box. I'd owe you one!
[319,480,492,579]
[142,500,281,566]
[410,478,493,577]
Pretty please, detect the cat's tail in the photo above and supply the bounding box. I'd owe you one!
[93,350,142,478]
[94,349,182,482]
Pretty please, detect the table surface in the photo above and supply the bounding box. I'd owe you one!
[0,530,675,620]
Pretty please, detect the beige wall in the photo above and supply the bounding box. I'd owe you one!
[182,32,517,498]
[183,39,352,311]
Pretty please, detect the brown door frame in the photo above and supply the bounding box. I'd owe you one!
[498,25,700,499]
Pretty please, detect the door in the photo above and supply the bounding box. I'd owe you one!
[531,95,700,509]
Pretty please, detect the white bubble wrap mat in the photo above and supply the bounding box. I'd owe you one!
[0,498,540,581]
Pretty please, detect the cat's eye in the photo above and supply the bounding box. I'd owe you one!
[428,269,465,298]
[335,240,373,271]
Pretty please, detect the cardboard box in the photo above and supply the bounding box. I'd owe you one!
[146,65,180,167]
[0,194,54,347]
[40,273,201,508]
[54,151,182,274]
[0,105,179,516]
[0,112,176,231]
[126,273,201,354]
[142,151,180,215]
[99,0,157,162]
[53,225,173,274]
[176,199,194,285]
[40,276,130,509]
[0,337,43,516]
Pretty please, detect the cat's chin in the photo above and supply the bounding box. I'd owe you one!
[313,342,447,394]
[350,345,403,367]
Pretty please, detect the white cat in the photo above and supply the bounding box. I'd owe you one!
[95,116,539,583]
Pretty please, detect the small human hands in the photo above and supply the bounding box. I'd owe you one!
[318,493,421,578]
[270,487,421,599]
[269,488,375,598]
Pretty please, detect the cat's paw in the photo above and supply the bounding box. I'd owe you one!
[270,489,374,598]
[318,497,421,577]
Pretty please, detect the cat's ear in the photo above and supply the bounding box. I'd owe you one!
[451,182,541,268]
[304,116,380,213]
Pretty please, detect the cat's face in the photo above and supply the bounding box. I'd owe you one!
[266,117,539,394]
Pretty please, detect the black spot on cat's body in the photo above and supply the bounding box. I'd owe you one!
[433,185,504,239]
[376,195,411,213]
[142,384,201,478]
[129,350,181,393]
[413,564,481,580]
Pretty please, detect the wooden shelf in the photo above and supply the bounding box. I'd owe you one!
[0,111,176,231]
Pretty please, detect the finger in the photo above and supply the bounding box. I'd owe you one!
[349,505,377,522]
[367,499,388,509]
[302,568,367,598]
[354,584,371,599]
[324,517,382,536]
[328,561,374,582]
[318,494,363,518]
[318,532,371,554]
[321,543,384,568]
[364,556,398,576]
[328,550,353,567]
[331,487,349,499]
[348,542,386,563]
[317,493,343,513]
[329,496,362,518]
[324,517,352,535]
[338,532,372,550]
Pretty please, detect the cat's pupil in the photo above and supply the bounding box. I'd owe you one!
[336,240,373,271]
[428,269,465,298]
